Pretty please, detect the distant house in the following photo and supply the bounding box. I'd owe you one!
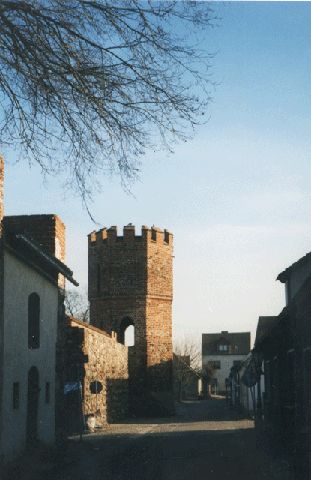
[202,331,250,393]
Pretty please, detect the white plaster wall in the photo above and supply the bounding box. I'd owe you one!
[202,355,248,392]
[1,251,58,460]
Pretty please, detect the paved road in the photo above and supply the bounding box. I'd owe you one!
[8,399,293,480]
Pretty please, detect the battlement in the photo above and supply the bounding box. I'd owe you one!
[88,224,173,246]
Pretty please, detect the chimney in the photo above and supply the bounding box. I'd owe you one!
[3,213,66,287]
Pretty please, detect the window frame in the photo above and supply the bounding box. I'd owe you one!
[218,344,229,353]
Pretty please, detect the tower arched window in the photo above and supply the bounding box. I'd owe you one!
[118,317,135,346]
[28,293,40,349]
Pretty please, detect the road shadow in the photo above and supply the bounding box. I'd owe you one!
[50,424,292,480]
[5,399,292,480]
[117,397,251,425]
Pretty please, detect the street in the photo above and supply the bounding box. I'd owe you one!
[18,398,293,480]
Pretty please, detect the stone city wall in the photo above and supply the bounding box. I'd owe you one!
[67,318,129,425]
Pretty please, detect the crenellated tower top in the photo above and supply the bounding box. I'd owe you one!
[88,224,173,247]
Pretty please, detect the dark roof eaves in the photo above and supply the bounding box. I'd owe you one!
[8,234,78,286]
[254,312,287,349]
[277,252,311,283]
[4,242,59,288]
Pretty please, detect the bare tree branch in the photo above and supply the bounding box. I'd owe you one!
[0,1,215,205]
[173,337,202,401]
[64,288,89,323]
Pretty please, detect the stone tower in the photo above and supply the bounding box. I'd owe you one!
[88,225,174,414]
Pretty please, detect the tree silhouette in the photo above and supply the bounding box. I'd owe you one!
[0,1,214,205]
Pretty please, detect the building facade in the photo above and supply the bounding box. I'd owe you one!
[202,331,250,393]
[252,253,311,479]
[0,158,78,462]
[228,352,265,417]
[1,247,58,459]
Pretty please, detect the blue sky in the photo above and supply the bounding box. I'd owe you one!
[4,2,311,347]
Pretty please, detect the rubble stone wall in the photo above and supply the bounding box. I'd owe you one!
[69,318,129,424]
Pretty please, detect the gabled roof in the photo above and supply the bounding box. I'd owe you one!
[277,252,311,283]
[202,331,250,356]
[5,233,78,286]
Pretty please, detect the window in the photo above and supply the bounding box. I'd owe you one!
[151,229,157,241]
[218,344,228,352]
[124,325,134,346]
[118,317,135,346]
[208,360,221,370]
[28,293,40,349]
[13,382,19,409]
[45,382,50,404]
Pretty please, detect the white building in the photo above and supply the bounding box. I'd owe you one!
[0,158,78,462]
[202,330,251,393]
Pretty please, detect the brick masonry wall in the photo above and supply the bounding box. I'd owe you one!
[145,228,173,392]
[68,318,129,424]
[146,298,173,390]
[88,225,147,327]
[3,214,65,262]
